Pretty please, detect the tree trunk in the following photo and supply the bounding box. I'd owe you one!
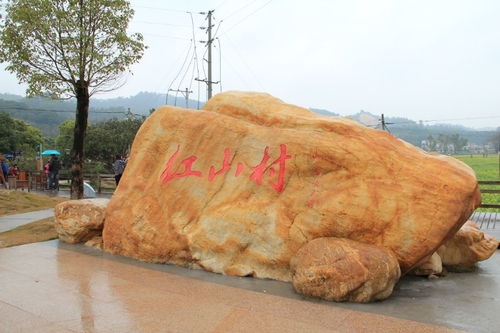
[70,81,90,200]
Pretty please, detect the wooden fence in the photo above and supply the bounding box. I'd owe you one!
[58,171,116,193]
[478,180,500,209]
[5,171,116,194]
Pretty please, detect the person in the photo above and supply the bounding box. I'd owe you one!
[9,164,19,178]
[44,162,50,189]
[48,154,62,190]
[114,154,127,186]
[1,159,8,183]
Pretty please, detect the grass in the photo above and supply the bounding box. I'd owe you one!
[452,154,500,211]
[0,190,68,248]
[0,217,58,248]
[0,190,68,217]
[452,154,500,180]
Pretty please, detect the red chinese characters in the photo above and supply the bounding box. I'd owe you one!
[208,148,231,181]
[160,145,202,184]
[160,144,291,193]
[249,144,291,193]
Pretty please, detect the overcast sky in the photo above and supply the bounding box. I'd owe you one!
[1,0,499,129]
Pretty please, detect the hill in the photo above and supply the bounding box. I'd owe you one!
[0,92,497,152]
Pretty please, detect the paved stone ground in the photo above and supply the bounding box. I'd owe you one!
[1,191,499,332]
[1,239,488,333]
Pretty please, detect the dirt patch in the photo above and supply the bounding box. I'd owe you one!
[0,217,58,248]
[0,190,68,248]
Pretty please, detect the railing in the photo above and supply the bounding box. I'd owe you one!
[9,173,500,208]
[58,171,116,193]
[478,181,500,209]
[21,171,116,194]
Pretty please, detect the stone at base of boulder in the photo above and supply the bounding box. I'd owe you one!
[290,237,401,303]
[85,237,103,250]
[407,252,442,277]
[54,198,109,244]
[437,221,499,270]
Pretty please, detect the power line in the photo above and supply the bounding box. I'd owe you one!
[219,0,259,22]
[2,106,141,116]
[132,6,187,13]
[133,21,192,28]
[419,116,500,124]
[131,32,191,41]
[219,0,273,36]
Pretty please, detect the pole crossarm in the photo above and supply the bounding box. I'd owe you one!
[169,88,194,108]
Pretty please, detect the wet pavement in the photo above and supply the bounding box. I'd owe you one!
[0,192,499,332]
[0,209,55,233]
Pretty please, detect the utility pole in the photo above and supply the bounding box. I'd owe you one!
[169,88,193,108]
[195,10,219,100]
[207,10,213,99]
[380,114,393,132]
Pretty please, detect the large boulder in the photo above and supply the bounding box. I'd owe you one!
[437,220,499,272]
[290,237,400,302]
[55,199,109,244]
[102,91,481,283]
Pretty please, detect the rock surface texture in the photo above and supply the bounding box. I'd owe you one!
[437,221,499,272]
[102,91,481,294]
[55,199,109,244]
[290,237,401,302]
[407,252,443,277]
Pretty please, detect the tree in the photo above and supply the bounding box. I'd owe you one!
[0,111,42,156]
[437,134,451,154]
[449,134,468,155]
[0,111,16,154]
[424,135,437,152]
[0,0,146,199]
[55,120,76,156]
[487,130,500,153]
[85,117,144,165]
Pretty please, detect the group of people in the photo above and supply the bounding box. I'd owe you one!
[2,152,128,189]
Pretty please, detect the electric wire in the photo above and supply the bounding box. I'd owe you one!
[219,0,273,36]
[214,21,266,92]
[133,6,186,13]
[3,106,142,117]
[214,0,232,11]
[219,0,259,23]
[188,11,201,104]
[133,21,192,28]
[217,38,223,93]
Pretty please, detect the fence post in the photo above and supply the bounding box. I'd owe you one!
[98,174,102,194]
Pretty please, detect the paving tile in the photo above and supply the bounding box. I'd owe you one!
[0,239,489,333]
[334,311,469,333]
[212,307,341,333]
[0,300,74,333]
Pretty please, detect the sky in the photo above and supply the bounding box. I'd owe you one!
[1,0,499,129]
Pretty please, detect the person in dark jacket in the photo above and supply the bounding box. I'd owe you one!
[48,154,62,190]
[114,154,127,186]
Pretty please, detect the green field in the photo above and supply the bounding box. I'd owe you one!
[452,154,500,211]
